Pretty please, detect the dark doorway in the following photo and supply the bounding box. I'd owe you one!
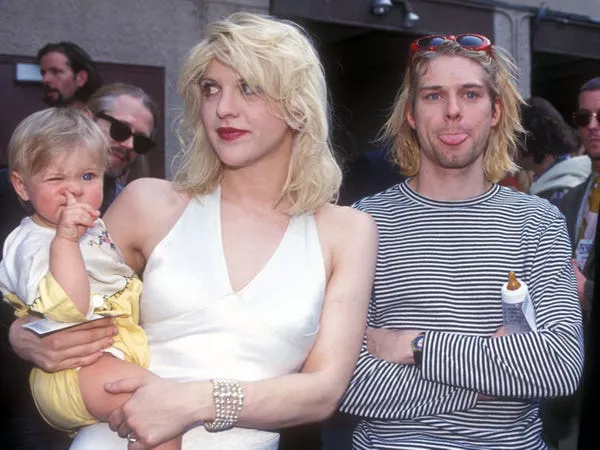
[530,13,600,123]
[271,0,495,204]
[531,51,600,123]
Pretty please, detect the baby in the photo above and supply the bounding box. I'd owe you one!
[0,107,179,449]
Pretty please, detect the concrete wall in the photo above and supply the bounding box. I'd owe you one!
[493,0,600,100]
[0,0,269,177]
[510,0,600,20]
[493,8,532,98]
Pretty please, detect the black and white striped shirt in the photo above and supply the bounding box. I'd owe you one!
[341,181,584,450]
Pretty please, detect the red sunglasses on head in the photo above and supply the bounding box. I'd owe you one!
[410,34,493,59]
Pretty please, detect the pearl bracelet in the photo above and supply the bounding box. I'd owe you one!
[204,379,244,432]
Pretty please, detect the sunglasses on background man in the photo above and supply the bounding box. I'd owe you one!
[572,110,600,128]
[95,112,156,155]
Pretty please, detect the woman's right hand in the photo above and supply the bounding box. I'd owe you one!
[9,316,117,372]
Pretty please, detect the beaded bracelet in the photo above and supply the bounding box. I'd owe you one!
[204,379,245,432]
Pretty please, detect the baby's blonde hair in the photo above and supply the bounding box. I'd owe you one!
[9,107,108,177]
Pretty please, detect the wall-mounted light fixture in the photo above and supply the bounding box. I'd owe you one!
[370,0,420,28]
[15,63,42,83]
[402,0,420,28]
[371,0,393,16]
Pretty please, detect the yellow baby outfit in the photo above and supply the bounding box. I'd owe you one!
[0,217,148,432]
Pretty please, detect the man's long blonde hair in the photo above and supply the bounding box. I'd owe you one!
[382,41,524,182]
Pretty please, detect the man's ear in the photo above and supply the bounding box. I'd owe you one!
[10,171,30,202]
[75,70,89,89]
[491,96,502,127]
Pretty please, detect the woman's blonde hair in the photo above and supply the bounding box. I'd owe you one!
[9,107,108,177]
[174,12,342,214]
[382,41,524,182]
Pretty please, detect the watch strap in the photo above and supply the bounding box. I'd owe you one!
[412,332,425,366]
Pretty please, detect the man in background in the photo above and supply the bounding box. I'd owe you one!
[86,83,158,212]
[38,41,102,107]
[559,77,600,320]
[519,97,589,205]
[557,76,600,450]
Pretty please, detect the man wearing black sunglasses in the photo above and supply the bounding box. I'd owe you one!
[87,83,158,213]
[557,77,600,450]
[559,77,600,316]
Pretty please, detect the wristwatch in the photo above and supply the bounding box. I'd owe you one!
[411,332,425,366]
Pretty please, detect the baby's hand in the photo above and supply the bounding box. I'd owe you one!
[56,191,100,242]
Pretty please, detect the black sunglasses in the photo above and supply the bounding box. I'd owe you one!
[572,110,600,128]
[95,112,156,154]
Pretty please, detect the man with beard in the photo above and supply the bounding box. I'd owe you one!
[556,77,600,450]
[339,35,583,449]
[560,77,600,318]
[38,41,102,107]
[87,83,158,213]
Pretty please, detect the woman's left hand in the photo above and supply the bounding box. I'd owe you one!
[106,374,210,447]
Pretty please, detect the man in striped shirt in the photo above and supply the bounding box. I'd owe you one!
[340,35,584,449]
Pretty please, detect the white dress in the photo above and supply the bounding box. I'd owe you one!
[71,187,326,449]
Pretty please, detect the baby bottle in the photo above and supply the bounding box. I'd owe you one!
[501,272,532,335]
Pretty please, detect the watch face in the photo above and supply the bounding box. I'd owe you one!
[413,333,424,351]
[412,333,424,366]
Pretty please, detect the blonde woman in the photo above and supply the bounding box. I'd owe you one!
[10,12,377,449]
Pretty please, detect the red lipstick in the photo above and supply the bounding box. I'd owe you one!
[217,127,248,141]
